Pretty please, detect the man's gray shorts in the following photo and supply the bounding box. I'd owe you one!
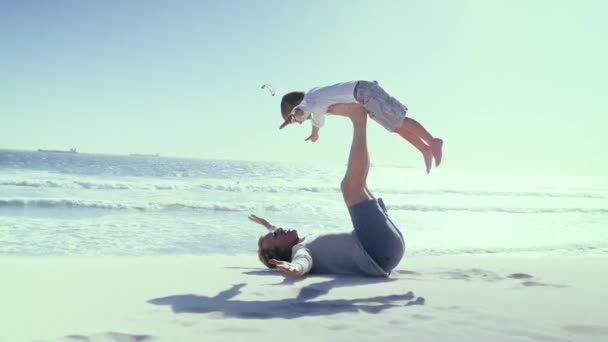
[348,198,405,273]
[354,80,408,132]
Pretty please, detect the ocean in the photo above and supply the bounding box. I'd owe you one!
[1,149,607,257]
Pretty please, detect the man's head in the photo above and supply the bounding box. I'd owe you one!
[257,228,299,268]
[280,91,305,120]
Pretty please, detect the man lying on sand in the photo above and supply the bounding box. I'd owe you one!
[249,107,405,277]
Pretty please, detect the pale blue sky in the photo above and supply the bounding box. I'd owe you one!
[1,1,606,175]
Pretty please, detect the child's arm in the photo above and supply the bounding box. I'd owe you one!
[305,125,320,142]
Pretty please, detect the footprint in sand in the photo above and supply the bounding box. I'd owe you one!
[563,324,608,337]
[62,332,154,341]
[508,273,567,288]
[396,269,567,288]
[521,280,568,288]
[508,273,533,279]
[327,324,349,331]
[410,314,434,321]
[395,270,421,276]
[435,268,504,282]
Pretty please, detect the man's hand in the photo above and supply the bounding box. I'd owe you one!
[248,214,274,231]
[268,259,305,277]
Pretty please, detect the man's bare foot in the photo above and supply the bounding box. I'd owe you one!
[432,138,443,167]
[348,109,367,124]
[423,147,433,174]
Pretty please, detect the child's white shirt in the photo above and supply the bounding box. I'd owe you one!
[291,80,359,128]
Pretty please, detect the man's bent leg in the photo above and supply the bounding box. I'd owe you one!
[340,112,373,207]
[348,199,404,273]
[341,112,405,273]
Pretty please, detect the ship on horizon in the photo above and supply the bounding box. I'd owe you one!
[37,148,78,154]
[129,152,160,157]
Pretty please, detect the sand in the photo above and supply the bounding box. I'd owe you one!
[1,254,607,342]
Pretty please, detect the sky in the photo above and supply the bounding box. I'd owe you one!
[1,0,607,176]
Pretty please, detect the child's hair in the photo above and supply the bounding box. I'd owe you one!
[280,91,305,118]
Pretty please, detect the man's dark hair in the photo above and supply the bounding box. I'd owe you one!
[258,245,292,269]
[280,91,305,118]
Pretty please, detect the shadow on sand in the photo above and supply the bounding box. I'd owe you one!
[148,273,424,319]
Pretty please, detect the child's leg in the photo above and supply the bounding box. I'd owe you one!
[396,127,433,174]
[401,118,433,145]
[432,138,443,167]
[399,118,444,168]
[353,81,444,170]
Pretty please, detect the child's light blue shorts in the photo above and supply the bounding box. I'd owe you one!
[354,80,408,132]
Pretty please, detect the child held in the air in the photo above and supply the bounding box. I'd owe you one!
[280,80,443,174]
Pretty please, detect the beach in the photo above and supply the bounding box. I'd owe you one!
[2,254,607,342]
[4,1,608,340]
[1,151,607,341]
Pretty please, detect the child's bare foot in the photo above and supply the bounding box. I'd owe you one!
[423,147,433,174]
[432,138,443,167]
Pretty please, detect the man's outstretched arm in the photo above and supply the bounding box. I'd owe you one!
[248,214,277,231]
